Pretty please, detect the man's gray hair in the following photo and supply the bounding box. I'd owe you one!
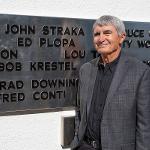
[93,15,126,35]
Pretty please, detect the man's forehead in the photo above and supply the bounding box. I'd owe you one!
[93,24,117,32]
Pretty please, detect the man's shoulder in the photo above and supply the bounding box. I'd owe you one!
[80,57,98,70]
[121,51,149,71]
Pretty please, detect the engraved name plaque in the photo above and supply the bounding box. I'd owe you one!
[0,14,149,115]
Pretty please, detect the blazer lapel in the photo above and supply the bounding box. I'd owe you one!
[86,59,98,119]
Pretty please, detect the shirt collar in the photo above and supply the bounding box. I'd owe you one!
[98,52,121,72]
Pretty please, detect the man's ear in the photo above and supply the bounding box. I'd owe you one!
[120,32,126,44]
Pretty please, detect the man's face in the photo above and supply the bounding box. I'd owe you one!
[93,25,126,55]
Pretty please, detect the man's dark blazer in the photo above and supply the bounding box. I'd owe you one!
[71,51,150,150]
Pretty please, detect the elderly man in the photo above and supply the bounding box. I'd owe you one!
[71,15,150,150]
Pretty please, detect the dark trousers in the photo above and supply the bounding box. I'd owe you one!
[75,141,100,150]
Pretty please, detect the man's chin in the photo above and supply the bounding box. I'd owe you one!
[96,48,119,55]
[96,50,112,55]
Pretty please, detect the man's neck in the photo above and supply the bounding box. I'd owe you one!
[101,49,121,65]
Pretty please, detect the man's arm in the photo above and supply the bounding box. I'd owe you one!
[136,68,150,150]
[70,67,83,149]
[74,83,81,137]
